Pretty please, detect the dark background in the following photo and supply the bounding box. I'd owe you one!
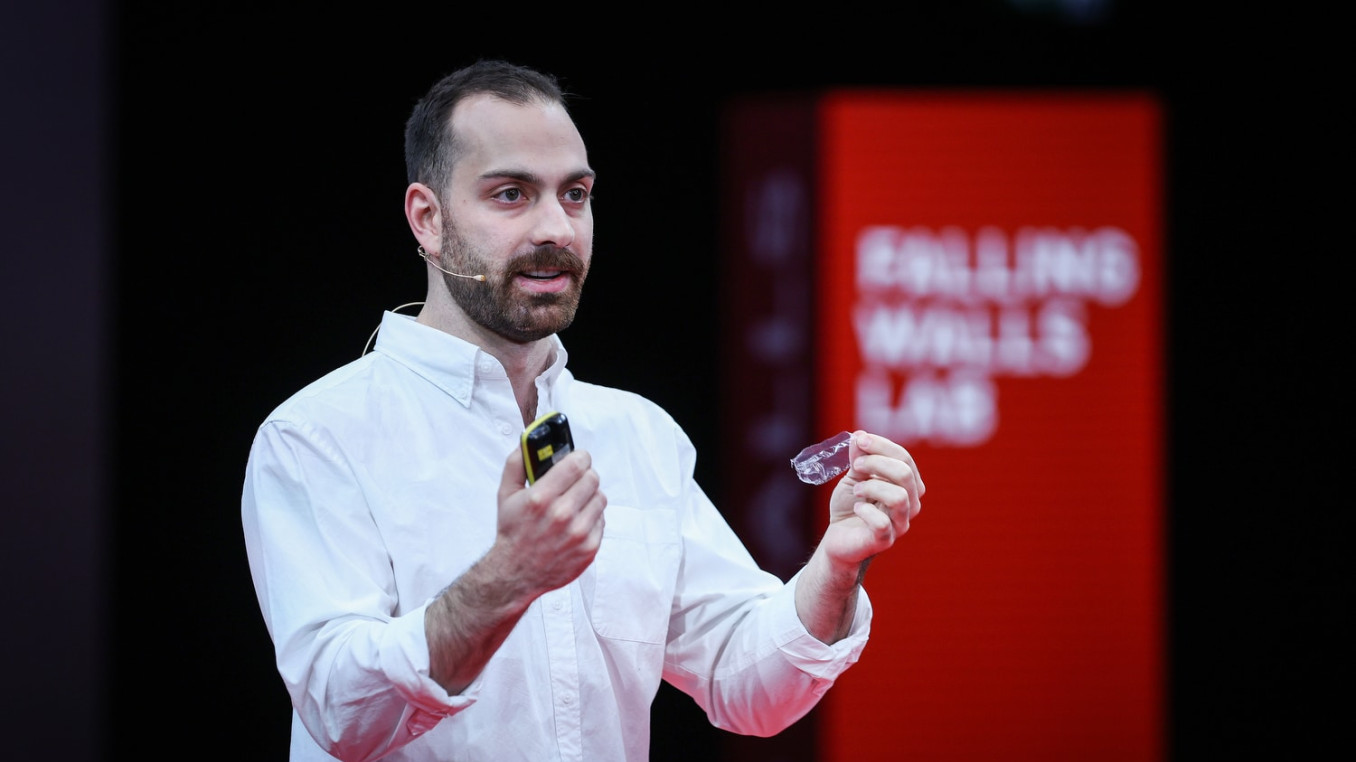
[3,1,1345,759]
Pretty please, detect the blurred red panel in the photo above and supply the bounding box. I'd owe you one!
[813,92,1165,761]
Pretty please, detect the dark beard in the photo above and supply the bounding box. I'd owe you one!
[441,232,589,344]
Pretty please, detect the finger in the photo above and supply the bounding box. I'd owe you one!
[853,501,893,534]
[555,466,606,561]
[578,489,608,552]
[852,430,907,461]
[537,450,592,495]
[855,480,919,534]
[560,458,604,519]
[854,479,909,517]
[851,453,916,499]
[526,448,586,494]
[854,431,925,499]
[850,434,911,482]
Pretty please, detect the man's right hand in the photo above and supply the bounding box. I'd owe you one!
[425,446,605,694]
[492,445,607,598]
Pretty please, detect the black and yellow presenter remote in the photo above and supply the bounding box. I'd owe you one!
[522,411,574,484]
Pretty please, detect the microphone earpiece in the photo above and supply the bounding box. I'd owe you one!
[417,245,486,282]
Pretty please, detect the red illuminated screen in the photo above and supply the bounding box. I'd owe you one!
[814,93,1164,761]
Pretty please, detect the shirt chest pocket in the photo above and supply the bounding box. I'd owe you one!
[589,505,680,644]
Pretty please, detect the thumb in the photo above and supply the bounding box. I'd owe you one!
[845,431,866,479]
[500,444,529,500]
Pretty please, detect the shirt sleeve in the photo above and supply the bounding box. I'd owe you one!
[660,425,873,737]
[241,418,477,761]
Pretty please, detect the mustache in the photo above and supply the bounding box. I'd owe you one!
[505,245,586,275]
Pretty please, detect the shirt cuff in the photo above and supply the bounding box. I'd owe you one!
[773,569,873,679]
[379,600,483,715]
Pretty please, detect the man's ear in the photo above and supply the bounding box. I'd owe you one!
[405,182,442,253]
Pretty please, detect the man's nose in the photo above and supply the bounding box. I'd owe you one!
[530,198,576,249]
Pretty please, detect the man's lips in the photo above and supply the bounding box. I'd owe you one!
[513,269,575,292]
[521,269,570,280]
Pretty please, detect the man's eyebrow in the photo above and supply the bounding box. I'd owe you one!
[479,168,597,185]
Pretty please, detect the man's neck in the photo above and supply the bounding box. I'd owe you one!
[416,300,554,425]
[492,339,553,426]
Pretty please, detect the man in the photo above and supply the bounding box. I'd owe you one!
[241,59,926,762]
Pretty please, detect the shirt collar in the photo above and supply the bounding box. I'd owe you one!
[371,310,569,407]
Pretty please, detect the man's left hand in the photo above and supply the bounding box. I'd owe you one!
[823,430,926,567]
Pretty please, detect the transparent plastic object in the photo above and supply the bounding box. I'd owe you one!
[790,431,853,485]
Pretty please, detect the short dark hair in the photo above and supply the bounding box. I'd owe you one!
[404,59,569,192]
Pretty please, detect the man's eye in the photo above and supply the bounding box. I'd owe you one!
[500,188,522,202]
[565,188,588,202]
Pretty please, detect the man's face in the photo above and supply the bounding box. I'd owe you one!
[436,94,595,344]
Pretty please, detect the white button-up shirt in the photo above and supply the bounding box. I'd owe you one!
[241,311,871,761]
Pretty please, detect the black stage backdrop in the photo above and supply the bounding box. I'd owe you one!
[3,2,1344,760]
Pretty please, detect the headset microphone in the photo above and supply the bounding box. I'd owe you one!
[418,246,486,282]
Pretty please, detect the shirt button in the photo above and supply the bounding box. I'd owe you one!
[551,599,563,611]
[562,694,574,706]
